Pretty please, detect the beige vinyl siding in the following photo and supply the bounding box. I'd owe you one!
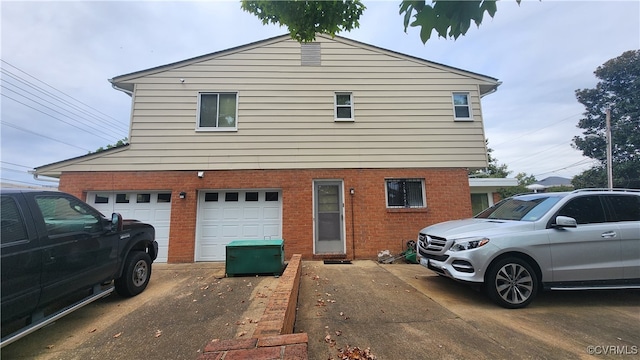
[39,35,498,175]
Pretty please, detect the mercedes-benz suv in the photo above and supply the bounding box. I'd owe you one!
[416,189,640,308]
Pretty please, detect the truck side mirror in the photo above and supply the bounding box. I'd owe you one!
[111,213,123,232]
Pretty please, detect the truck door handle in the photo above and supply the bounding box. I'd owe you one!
[43,250,55,264]
[601,231,617,238]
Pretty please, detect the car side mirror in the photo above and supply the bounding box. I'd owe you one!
[554,215,577,228]
[111,213,123,232]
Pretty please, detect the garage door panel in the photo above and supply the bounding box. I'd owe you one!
[203,208,221,218]
[263,207,280,220]
[154,210,171,224]
[134,209,151,219]
[88,192,171,263]
[263,224,280,237]
[243,207,260,219]
[242,224,260,238]
[223,208,241,220]
[196,190,282,261]
[222,225,240,237]
[201,225,219,237]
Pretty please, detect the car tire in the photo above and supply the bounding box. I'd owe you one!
[485,257,538,309]
[115,252,152,297]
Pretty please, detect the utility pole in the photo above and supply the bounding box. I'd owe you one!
[606,108,613,189]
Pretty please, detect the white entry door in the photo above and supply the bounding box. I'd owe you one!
[195,190,282,261]
[87,191,172,262]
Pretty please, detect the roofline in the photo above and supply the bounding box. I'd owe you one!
[109,34,292,86]
[34,144,130,177]
[109,33,500,94]
[322,34,499,85]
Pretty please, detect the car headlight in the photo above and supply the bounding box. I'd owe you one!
[449,237,490,252]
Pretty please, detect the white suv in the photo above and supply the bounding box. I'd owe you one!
[416,189,640,308]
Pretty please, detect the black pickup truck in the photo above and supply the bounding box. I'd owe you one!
[1,189,158,346]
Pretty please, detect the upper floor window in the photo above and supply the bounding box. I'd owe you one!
[385,179,426,208]
[335,92,353,121]
[198,92,238,131]
[452,92,472,120]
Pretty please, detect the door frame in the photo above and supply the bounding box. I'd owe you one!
[312,179,346,255]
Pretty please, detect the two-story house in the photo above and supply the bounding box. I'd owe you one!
[34,34,501,263]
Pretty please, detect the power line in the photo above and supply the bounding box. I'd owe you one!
[0,60,129,133]
[532,158,597,178]
[490,113,582,148]
[506,142,573,167]
[1,121,92,152]
[1,74,126,140]
[1,93,117,143]
[0,177,58,187]
[0,161,32,169]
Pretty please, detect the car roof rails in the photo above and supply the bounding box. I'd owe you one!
[572,188,640,193]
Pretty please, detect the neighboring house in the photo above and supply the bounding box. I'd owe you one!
[34,34,501,263]
[526,176,573,192]
[469,178,518,215]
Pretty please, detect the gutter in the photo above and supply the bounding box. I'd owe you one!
[481,81,502,98]
[109,79,133,96]
[29,171,60,183]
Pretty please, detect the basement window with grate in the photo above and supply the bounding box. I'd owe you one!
[385,179,426,208]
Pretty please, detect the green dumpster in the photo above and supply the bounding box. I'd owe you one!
[225,239,284,277]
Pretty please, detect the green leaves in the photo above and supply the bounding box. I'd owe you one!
[241,0,366,42]
[400,0,516,44]
[573,50,640,188]
[242,0,519,44]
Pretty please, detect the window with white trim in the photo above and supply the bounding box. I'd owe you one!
[385,179,425,208]
[452,92,472,120]
[335,92,353,121]
[197,92,238,130]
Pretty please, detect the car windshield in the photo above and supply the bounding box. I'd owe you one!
[476,194,564,221]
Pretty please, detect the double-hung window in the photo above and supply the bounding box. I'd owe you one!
[198,92,238,130]
[385,179,425,208]
[452,92,472,120]
[335,92,353,121]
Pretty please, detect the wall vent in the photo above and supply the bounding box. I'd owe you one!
[301,42,321,66]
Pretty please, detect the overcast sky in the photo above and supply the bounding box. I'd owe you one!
[1,0,639,187]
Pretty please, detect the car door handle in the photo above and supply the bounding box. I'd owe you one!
[601,231,617,238]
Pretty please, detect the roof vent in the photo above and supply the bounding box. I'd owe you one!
[301,42,321,66]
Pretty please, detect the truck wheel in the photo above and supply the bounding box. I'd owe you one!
[485,257,538,309]
[115,252,152,297]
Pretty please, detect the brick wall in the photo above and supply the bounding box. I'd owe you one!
[199,255,306,360]
[59,168,471,263]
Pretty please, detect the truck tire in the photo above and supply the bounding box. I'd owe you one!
[115,252,152,297]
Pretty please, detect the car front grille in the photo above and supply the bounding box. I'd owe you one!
[418,233,447,252]
[418,248,449,262]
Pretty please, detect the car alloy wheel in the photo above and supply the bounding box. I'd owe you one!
[486,257,538,309]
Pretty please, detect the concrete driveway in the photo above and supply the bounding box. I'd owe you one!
[2,261,639,359]
[296,261,640,359]
[1,263,279,360]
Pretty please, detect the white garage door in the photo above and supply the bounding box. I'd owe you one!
[196,190,282,261]
[87,191,171,263]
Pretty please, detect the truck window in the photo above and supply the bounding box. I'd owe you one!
[35,195,102,236]
[1,196,28,244]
